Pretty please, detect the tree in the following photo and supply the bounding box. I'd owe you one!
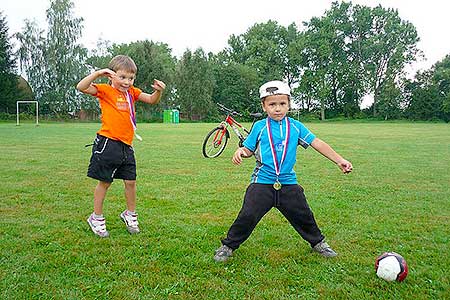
[298,2,420,120]
[377,79,403,120]
[0,11,21,113]
[352,4,420,117]
[86,38,113,70]
[16,0,88,117]
[211,59,260,118]
[293,69,320,112]
[300,2,357,120]
[403,70,441,120]
[405,54,450,122]
[432,54,450,121]
[175,49,215,120]
[226,20,301,86]
[15,20,47,110]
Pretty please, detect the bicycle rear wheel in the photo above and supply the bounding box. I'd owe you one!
[202,127,229,158]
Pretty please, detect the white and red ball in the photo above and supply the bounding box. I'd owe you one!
[375,252,408,282]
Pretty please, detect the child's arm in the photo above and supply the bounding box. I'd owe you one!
[138,79,166,104]
[311,138,353,173]
[232,147,253,165]
[76,69,116,95]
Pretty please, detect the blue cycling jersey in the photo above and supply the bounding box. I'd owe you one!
[243,116,316,184]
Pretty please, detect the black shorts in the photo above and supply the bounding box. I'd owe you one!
[87,135,136,183]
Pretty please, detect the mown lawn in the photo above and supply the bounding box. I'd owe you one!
[0,121,448,299]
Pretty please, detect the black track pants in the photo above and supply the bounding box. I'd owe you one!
[221,183,325,250]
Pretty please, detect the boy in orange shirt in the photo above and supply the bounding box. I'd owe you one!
[77,55,165,237]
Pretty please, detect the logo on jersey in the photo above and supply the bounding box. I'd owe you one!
[116,95,128,111]
[275,141,285,152]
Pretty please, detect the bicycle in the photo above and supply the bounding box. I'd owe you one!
[202,103,262,158]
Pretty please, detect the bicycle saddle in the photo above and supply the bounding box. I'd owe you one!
[250,112,263,118]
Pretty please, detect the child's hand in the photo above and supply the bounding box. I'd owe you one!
[96,68,116,80]
[232,148,247,165]
[152,79,166,91]
[232,147,252,165]
[338,159,353,174]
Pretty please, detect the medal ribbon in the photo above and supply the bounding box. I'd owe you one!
[125,91,142,141]
[125,91,137,130]
[266,117,290,178]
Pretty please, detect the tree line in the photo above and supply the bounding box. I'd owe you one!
[0,0,449,122]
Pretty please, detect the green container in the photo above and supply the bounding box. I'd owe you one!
[163,109,180,123]
[172,109,179,123]
[163,110,172,123]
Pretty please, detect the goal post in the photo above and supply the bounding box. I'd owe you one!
[16,101,39,126]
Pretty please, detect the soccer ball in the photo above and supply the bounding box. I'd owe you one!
[375,252,408,282]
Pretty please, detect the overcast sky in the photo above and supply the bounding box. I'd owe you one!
[3,0,450,75]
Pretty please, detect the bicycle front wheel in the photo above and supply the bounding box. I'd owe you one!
[202,127,229,158]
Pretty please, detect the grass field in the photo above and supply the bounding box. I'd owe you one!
[0,121,449,299]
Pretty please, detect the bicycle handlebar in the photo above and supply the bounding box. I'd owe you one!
[216,103,242,116]
[216,103,263,119]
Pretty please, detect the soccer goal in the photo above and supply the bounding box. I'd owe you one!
[16,100,39,126]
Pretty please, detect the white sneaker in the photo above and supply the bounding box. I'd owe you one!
[120,210,140,234]
[87,213,109,238]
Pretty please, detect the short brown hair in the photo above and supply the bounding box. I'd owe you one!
[108,55,137,74]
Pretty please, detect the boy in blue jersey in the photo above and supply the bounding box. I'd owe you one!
[214,80,353,262]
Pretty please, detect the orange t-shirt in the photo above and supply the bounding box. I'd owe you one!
[93,84,142,145]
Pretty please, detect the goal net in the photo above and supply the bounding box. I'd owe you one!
[16,101,39,126]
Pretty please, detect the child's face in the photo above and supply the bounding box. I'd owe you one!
[261,94,290,121]
[110,69,136,92]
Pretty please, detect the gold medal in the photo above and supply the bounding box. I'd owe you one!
[273,181,282,190]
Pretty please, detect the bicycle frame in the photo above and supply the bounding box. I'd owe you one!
[220,114,248,143]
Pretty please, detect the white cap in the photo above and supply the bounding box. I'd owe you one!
[259,80,291,99]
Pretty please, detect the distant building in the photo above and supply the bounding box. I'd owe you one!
[17,76,34,100]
